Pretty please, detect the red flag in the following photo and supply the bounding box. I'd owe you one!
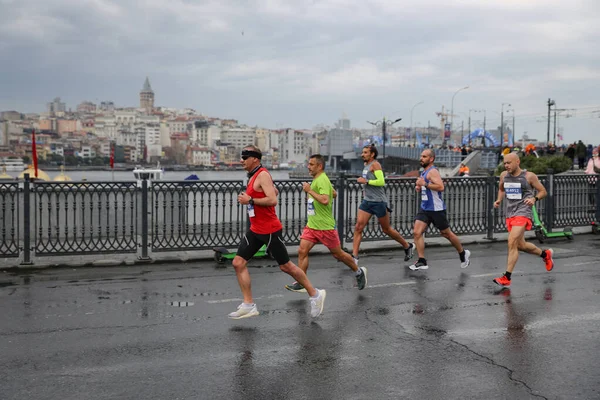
[31,129,38,178]
[110,142,115,169]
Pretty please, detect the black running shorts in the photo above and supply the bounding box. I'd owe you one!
[415,209,450,231]
[236,229,290,265]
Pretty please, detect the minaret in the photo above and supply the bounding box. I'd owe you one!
[140,77,155,111]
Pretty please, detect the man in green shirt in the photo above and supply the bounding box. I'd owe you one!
[285,154,367,292]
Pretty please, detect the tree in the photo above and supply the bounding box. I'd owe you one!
[496,155,573,175]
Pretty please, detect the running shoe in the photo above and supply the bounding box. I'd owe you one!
[228,303,259,319]
[543,249,554,271]
[356,267,368,290]
[460,249,471,269]
[404,243,415,261]
[285,281,307,293]
[310,289,326,318]
[409,260,429,270]
[493,275,511,286]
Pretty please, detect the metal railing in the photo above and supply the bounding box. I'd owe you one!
[2,173,598,264]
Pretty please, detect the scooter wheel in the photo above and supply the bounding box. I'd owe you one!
[592,224,599,235]
[535,230,545,244]
[214,252,225,263]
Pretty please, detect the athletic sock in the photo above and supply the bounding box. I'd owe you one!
[418,258,427,264]
[459,250,466,262]
[504,272,512,280]
[540,250,547,259]
[355,269,363,277]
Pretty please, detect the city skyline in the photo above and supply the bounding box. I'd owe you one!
[1,0,599,144]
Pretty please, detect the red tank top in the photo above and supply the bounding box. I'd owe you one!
[246,167,283,234]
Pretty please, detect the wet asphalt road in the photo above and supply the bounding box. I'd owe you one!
[1,235,599,400]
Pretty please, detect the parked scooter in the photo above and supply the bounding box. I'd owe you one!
[531,204,573,243]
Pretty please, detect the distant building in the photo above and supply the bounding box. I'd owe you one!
[77,101,97,113]
[140,77,155,111]
[99,101,115,112]
[47,98,66,115]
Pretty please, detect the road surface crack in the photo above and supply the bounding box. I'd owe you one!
[448,338,549,400]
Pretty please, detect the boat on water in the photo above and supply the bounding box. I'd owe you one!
[0,158,25,172]
[132,162,164,186]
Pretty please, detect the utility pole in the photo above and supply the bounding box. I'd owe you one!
[547,98,555,144]
[467,114,471,147]
[482,113,487,147]
[512,115,515,144]
[367,117,401,172]
[382,118,387,169]
[553,109,557,145]
[461,121,464,145]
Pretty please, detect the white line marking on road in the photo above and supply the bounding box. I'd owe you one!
[207,259,598,305]
[369,282,417,288]
[448,312,600,337]
[469,272,507,278]
[564,261,598,267]
[207,294,284,304]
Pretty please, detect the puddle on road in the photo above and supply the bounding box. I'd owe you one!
[0,281,15,288]
[170,301,194,307]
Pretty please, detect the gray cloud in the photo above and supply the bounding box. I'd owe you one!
[1,0,599,143]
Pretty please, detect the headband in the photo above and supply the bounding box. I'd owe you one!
[242,149,262,160]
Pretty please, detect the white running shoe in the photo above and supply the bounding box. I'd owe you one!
[409,260,429,270]
[228,303,259,319]
[460,249,471,269]
[310,289,326,318]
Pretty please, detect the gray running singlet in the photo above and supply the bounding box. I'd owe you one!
[362,161,387,203]
[504,170,534,219]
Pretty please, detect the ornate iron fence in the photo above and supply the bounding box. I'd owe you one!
[33,181,138,256]
[0,182,19,258]
[2,172,598,265]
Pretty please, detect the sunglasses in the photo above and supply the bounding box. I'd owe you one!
[241,155,251,160]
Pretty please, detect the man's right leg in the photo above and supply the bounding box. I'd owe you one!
[352,209,373,262]
[228,231,262,319]
[285,238,316,293]
[410,220,429,270]
[493,226,525,286]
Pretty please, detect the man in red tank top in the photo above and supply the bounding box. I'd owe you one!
[228,145,326,319]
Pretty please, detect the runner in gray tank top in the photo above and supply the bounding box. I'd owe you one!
[352,144,414,266]
[492,152,555,287]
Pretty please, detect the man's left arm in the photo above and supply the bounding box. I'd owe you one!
[304,181,331,205]
[424,169,445,192]
[525,172,547,206]
[254,172,278,206]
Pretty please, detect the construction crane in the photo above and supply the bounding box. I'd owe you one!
[435,106,458,145]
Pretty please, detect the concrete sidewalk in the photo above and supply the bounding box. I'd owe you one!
[1,225,593,270]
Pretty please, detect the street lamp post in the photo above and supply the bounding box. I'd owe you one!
[500,102,511,146]
[410,101,424,147]
[450,86,469,134]
[367,117,402,172]
[468,109,484,147]
[547,98,555,145]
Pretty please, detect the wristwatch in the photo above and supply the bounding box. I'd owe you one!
[249,198,254,206]
[534,196,539,202]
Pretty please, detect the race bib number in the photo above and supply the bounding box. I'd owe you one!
[248,203,255,217]
[421,186,428,201]
[362,168,369,179]
[307,198,315,216]
[504,182,522,200]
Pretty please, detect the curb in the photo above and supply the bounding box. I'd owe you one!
[1,226,593,272]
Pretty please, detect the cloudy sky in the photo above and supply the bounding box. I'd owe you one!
[1,0,599,143]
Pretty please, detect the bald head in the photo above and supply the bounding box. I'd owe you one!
[503,152,521,175]
[419,149,435,168]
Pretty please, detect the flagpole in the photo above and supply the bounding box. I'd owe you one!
[32,129,38,179]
